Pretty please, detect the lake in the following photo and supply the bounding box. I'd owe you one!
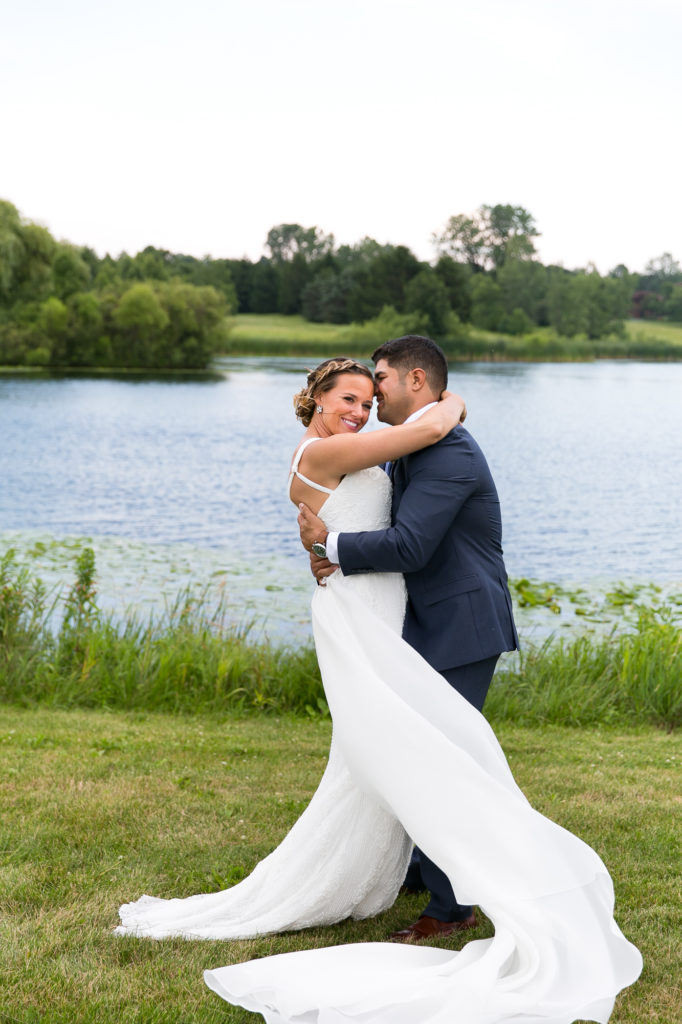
[1,359,681,642]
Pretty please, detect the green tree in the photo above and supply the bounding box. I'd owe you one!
[128,246,173,281]
[156,281,228,367]
[0,200,55,306]
[432,214,486,269]
[496,260,547,323]
[664,284,682,321]
[470,276,505,330]
[545,267,628,339]
[642,252,681,291]
[484,204,539,267]
[266,224,334,263]
[277,253,312,315]
[434,256,472,321]
[52,245,92,300]
[345,246,421,322]
[112,283,169,365]
[434,204,539,270]
[499,307,534,335]
[301,268,354,323]
[93,254,120,289]
[335,237,391,268]
[404,269,452,337]
[62,292,106,365]
[225,259,255,312]
[249,258,279,313]
[546,270,590,337]
[185,257,238,309]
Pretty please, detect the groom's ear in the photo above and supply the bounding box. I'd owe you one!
[408,367,428,392]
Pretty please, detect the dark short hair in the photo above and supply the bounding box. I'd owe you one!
[371,335,448,394]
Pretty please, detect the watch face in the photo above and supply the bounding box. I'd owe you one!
[312,542,326,557]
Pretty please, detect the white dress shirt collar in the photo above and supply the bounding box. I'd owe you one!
[403,401,437,425]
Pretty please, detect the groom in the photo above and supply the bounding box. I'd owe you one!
[298,334,519,943]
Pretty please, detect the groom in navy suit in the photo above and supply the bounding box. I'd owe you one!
[298,335,518,943]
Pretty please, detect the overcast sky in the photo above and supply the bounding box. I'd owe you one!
[2,0,680,273]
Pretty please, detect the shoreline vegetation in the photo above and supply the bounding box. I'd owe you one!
[218,314,682,362]
[3,197,682,371]
[2,316,682,373]
[2,548,680,730]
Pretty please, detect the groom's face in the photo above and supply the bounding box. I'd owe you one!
[373,359,412,425]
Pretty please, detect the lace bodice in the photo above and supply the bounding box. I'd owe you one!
[316,467,406,635]
[318,465,392,532]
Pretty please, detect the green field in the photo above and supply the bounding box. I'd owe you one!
[224,314,357,357]
[221,315,682,361]
[624,319,682,347]
[0,706,679,1023]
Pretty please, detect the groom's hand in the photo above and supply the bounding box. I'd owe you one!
[310,551,338,583]
[298,504,339,582]
[297,503,326,551]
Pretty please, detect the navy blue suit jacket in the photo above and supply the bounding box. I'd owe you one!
[337,425,519,671]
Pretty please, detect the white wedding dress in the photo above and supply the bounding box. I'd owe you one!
[117,460,642,1023]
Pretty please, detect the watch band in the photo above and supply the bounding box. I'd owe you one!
[311,532,328,558]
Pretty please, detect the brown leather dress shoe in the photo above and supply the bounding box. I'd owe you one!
[390,912,477,943]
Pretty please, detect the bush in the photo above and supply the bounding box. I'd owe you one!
[339,305,430,347]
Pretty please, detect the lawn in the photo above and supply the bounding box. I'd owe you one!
[0,707,679,1023]
[223,314,355,357]
[624,319,682,347]
[222,314,682,361]
[229,314,348,345]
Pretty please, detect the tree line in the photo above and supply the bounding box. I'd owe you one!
[0,201,231,369]
[1,198,680,369]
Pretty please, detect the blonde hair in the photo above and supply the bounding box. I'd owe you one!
[293,357,374,427]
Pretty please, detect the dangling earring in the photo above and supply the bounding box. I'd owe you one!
[316,405,323,413]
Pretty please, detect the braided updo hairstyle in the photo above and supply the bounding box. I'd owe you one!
[293,357,374,427]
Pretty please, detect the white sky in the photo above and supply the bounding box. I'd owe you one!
[2,0,680,273]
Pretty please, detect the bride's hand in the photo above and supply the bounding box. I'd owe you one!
[440,390,466,424]
[418,390,466,440]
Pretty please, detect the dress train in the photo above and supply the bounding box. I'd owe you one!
[116,467,641,1021]
[204,577,641,1022]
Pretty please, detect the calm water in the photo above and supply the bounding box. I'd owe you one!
[1,359,681,639]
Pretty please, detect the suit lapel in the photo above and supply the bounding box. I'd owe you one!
[390,457,405,521]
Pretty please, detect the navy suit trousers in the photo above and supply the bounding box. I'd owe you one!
[403,654,499,921]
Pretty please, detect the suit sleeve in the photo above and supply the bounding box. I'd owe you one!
[338,440,477,575]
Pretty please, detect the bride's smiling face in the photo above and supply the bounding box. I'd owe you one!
[314,374,375,435]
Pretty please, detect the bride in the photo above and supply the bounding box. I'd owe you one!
[116,355,642,1023]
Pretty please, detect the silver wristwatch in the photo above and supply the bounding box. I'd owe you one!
[311,539,327,558]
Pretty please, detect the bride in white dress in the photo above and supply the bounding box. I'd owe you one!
[117,358,642,1023]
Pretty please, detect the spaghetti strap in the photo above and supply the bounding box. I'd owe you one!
[288,437,335,498]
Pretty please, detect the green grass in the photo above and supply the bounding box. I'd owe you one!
[229,314,349,345]
[219,314,682,361]
[624,319,682,347]
[0,706,678,1022]
[223,314,356,357]
[2,549,681,728]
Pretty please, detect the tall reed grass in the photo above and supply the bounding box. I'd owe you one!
[0,548,324,716]
[487,606,681,730]
[1,549,679,728]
